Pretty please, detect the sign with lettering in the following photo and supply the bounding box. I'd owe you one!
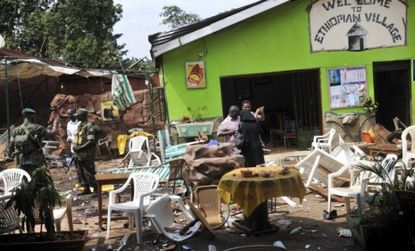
[309,0,407,52]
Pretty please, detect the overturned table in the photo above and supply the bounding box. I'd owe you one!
[217,166,306,233]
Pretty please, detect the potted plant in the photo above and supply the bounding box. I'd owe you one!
[1,167,87,251]
[360,97,379,114]
[348,160,413,251]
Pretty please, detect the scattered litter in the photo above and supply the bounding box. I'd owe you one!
[240,233,246,237]
[273,241,286,249]
[317,247,321,250]
[114,235,129,251]
[73,219,82,224]
[84,208,98,216]
[309,229,319,233]
[315,194,322,198]
[303,198,307,202]
[276,219,291,229]
[106,245,113,251]
[323,210,337,220]
[334,203,345,208]
[289,226,303,235]
[336,227,352,238]
[322,233,327,237]
[181,244,193,251]
[208,245,217,251]
[305,244,311,249]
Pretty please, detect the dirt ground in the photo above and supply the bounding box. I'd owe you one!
[47,148,358,251]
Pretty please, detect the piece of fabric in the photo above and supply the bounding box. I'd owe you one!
[217,166,306,217]
[239,110,264,166]
[111,73,136,111]
[217,115,240,147]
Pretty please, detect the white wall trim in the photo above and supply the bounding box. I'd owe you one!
[151,0,290,57]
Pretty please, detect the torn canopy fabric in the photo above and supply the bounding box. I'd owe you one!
[111,73,136,111]
[0,58,113,81]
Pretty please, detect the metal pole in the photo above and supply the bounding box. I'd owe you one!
[4,57,10,147]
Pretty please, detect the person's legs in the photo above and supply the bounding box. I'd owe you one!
[75,160,91,194]
[83,158,97,192]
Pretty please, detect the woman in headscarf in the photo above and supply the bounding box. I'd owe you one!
[239,110,265,167]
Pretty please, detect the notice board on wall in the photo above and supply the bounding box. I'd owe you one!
[328,66,367,109]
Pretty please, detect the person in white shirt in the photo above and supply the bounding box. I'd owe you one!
[67,108,81,152]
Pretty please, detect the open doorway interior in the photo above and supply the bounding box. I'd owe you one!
[220,69,322,149]
[374,60,411,131]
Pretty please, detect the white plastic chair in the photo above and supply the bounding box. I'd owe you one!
[402,125,415,169]
[327,163,368,213]
[366,154,398,187]
[106,172,159,244]
[126,136,161,167]
[0,169,31,195]
[145,194,202,242]
[311,128,336,154]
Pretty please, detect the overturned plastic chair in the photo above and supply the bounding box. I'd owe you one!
[0,168,31,195]
[402,125,415,169]
[311,128,336,154]
[145,194,202,242]
[106,172,159,244]
[193,185,229,229]
[126,136,161,168]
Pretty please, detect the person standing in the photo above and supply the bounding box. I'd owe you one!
[8,108,48,176]
[66,108,80,153]
[217,106,240,148]
[241,100,265,122]
[72,108,97,195]
[239,110,265,167]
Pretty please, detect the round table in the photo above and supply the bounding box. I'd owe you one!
[217,166,306,231]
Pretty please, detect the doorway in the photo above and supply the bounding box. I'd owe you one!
[220,69,322,149]
[373,60,411,130]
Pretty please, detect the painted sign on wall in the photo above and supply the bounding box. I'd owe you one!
[328,66,367,109]
[309,0,407,52]
[185,61,206,88]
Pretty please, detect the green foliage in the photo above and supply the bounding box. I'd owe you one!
[6,167,61,238]
[0,0,125,69]
[160,5,201,29]
[360,97,379,113]
[187,106,207,122]
[354,160,415,225]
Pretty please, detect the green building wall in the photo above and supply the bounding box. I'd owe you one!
[159,0,415,122]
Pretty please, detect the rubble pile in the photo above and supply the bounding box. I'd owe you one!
[182,143,244,187]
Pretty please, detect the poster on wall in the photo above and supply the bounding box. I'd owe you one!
[186,61,206,89]
[309,0,407,52]
[101,100,120,122]
[328,66,367,109]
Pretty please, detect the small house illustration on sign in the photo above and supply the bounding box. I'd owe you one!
[347,23,368,51]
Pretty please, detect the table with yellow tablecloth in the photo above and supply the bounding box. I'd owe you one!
[217,166,306,218]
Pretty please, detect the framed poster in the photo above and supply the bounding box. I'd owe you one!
[186,61,206,89]
[101,100,120,122]
[328,66,367,109]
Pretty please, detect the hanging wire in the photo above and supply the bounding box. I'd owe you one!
[17,70,24,110]
[17,71,23,110]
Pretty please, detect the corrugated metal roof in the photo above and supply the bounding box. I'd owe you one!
[148,1,265,47]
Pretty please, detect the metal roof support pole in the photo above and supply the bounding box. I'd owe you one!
[147,76,157,152]
[4,57,10,148]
